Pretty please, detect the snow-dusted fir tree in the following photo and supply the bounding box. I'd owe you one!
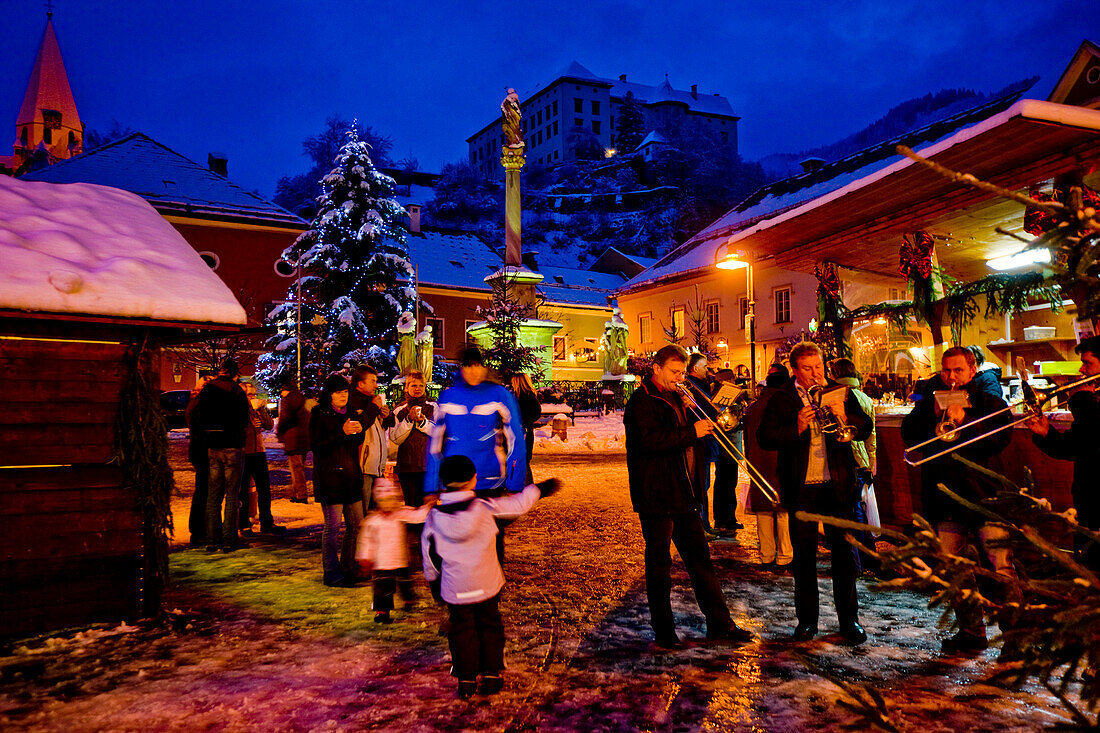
[615,91,646,154]
[258,124,419,393]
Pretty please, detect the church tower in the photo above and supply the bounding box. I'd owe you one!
[12,13,83,174]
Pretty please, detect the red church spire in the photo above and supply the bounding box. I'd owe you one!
[13,13,83,172]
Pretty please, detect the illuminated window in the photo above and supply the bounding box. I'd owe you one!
[425,317,444,350]
[671,307,685,339]
[639,314,652,344]
[705,301,719,334]
[774,288,791,324]
[553,336,567,361]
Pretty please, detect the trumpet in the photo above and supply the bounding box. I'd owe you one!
[678,381,781,505]
[807,384,857,443]
[903,370,1100,466]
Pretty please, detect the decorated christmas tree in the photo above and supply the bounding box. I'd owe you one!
[476,276,547,384]
[258,124,420,393]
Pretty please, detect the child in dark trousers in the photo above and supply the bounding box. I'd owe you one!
[356,478,435,623]
[421,455,560,699]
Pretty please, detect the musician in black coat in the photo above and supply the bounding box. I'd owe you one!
[1027,336,1100,570]
[902,345,1013,653]
[758,342,872,644]
[624,345,752,649]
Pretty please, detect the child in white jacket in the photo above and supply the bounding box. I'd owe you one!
[356,478,434,623]
[421,454,560,699]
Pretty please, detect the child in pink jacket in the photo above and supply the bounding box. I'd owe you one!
[356,478,434,623]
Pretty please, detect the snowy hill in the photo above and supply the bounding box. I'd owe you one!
[758,79,1037,180]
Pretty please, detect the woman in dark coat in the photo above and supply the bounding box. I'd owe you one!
[511,373,541,483]
[309,374,366,587]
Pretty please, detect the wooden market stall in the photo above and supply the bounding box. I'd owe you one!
[0,176,245,637]
[718,95,1100,525]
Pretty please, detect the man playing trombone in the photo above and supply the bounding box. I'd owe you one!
[901,345,1013,653]
[758,342,872,645]
[1026,336,1100,570]
[624,345,753,649]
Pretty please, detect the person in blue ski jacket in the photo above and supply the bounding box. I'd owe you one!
[424,345,527,498]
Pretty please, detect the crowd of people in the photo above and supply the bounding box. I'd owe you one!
[180,334,1099,695]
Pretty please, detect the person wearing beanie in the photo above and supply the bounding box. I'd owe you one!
[421,454,560,699]
[355,478,436,623]
[310,374,366,587]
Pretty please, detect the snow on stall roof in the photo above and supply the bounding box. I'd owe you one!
[617,89,1036,293]
[0,176,247,325]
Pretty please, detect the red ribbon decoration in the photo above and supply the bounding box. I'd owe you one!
[898,231,934,280]
[1024,185,1100,236]
[813,261,841,298]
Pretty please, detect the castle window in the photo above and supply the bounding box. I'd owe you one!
[591,100,600,115]
[574,99,583,113]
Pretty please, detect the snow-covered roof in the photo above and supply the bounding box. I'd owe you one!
[470,62,738,140]
[617,87,1030,293]
[0,176,247,325]
[407,228,621,307]
[21,133,306,229]
[638,131,669,148]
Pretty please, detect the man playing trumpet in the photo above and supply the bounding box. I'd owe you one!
[758,342,872,645]
[624,345,753,649]
[902,346,1013,653]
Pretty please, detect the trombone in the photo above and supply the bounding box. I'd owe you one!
[678,380,781,504]
[903,370,1100,467]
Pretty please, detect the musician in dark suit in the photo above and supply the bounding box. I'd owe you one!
[624,345,753,649]
[758,341,872,644]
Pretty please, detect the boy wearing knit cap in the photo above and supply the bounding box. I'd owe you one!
[422,455,560,699]
[355,478,435,624]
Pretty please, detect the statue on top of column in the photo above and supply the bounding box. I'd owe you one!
[501,88,524,148]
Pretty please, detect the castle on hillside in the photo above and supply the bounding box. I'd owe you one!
[466,62,739,180]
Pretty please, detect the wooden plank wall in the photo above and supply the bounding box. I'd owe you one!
[0,329,144,637]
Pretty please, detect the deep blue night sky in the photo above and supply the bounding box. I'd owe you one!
[3,0,1094,197]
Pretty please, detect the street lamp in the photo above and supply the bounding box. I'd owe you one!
[715,243,756,395]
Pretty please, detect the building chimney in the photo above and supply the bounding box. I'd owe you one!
[408,204,421,233]
[522,250,538,271]
[208,152,228,177]
[619,74,627,82]
[799,157,826,174]
[691,84,698,99]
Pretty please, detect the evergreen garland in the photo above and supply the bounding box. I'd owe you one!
[113,334,174,613]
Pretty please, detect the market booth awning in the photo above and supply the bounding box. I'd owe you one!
[726,100,1100,283]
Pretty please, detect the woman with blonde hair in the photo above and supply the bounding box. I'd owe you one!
[510,373,541,483]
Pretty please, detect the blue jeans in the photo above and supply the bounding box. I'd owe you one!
[321,501,364,583]
[206,448,243,547]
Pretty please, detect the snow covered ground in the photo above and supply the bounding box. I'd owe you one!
[532,413,625,454]
[0,435,1080,732]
